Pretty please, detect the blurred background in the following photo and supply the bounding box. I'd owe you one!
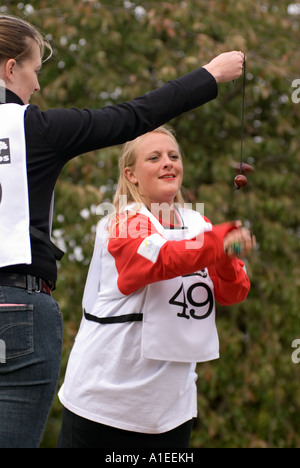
[2,0,300,448]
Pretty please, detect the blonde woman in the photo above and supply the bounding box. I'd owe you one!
[58,127,254,448]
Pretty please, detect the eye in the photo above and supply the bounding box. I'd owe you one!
[170,154,180,160]
[148,154,160,162]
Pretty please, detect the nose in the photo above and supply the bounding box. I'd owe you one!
[162,154,173,169]
[35,79,41,93]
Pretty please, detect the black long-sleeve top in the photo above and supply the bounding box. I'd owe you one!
[0,67,217,286]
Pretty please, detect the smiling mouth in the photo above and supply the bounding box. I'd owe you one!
[159,174,176,179]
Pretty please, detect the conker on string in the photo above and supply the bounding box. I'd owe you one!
[234,174,248,189]
[231,161,254,190]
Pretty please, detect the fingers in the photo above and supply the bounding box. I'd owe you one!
[231,51,246,79]
[203,51,246,83]
[233,220,243,229]
[224,226,256,258]
[238,51,246,62]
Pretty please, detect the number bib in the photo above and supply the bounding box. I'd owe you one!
[140,207,219,363]
[0,103,31,267]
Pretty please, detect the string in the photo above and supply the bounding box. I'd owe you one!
[242,58,254,240]
[237,56,255,242]
[240,55,246,174]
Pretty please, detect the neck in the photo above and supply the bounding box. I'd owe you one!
[147,201,178,226]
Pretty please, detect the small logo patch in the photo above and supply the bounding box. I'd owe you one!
[137,234,167,263]
[0,138,11,164]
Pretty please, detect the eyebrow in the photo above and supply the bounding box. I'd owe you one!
[146,148,179,155]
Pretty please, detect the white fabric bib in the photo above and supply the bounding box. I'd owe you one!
[138,207,219,363]
[82,218,108,316]
[0,103,31,267]
[82,205,219,363]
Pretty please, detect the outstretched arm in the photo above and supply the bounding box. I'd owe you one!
[31,51,245,162]
[107,213,246,297]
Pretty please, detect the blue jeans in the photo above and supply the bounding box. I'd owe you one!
[0,286,63,448]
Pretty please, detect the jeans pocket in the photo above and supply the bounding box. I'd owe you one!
[0,304,34,362]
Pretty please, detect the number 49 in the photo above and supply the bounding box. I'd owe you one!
[169,281,214,320]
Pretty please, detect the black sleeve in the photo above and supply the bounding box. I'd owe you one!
[32,67,217,162]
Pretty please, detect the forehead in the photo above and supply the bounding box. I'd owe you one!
[26,38,42,66]
[136,132,179,154]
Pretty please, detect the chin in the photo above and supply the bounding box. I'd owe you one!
[159,196,177,206]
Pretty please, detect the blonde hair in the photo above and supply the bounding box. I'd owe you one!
[0,15,52,65]
[113,125,185,215]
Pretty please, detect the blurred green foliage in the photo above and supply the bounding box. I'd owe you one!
[3,0,300,448]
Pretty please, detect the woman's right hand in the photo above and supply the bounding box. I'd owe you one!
[203,51,245,82]
[223,220,256,258]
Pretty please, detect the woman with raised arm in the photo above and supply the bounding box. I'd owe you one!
[58,126,255,448]
[0,13,244,447]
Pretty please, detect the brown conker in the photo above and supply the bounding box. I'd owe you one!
[234,174,248,189]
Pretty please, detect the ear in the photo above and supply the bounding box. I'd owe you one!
[5,59,17,84]
[124,167,138,185]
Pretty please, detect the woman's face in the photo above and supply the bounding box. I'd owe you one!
[4,38,42,104]
[125,132,183,207]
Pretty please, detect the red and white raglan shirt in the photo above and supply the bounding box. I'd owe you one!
[59,204,250,434]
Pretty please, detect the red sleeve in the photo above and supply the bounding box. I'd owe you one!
[207,257,250,305]
[203,216,250,305]
[108,213,240,296]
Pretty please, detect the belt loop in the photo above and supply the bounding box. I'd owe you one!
[36,278,41,293]
[26,275,33,294]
